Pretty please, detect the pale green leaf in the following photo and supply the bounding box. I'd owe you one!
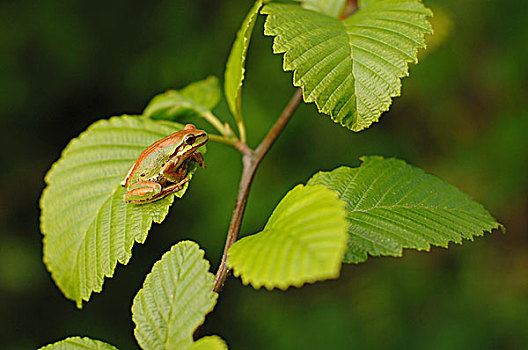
[132,241,218,350]
[144,76,221,121]
[295,0,346,18]
[39,337,118,350]
[188,336,228,350]
[40,116,205,307]
[181,76,221,110]
[262,1,433,131]
[228,185,348,290]
[308,156,503,263]
[224,0,263,124]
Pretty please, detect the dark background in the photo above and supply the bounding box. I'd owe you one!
[1,0,527,348]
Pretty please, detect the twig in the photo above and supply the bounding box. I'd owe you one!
[207,134,238,148]
[203,111,234,138]
[339,0,358,20]
[213,89,303,293]
[236,119,248,144]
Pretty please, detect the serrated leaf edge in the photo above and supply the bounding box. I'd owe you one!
[132,240,219,350]
[40,115,179,308]
[228,184,348,290]
[309,156,504,264]
[261,1,433,131]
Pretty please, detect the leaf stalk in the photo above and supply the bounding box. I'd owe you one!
[207,134,238,148]
[203,111,234,138]
[236,119,248,144]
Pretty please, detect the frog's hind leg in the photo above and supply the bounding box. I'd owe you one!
[159,177,190,197]
[123,181,162,204]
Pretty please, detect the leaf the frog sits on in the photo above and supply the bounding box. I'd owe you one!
[121,124,208,204]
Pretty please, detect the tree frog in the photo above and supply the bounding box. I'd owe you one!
[121,124,208,204]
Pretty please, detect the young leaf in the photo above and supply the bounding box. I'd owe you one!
[295,0,347,18]
[308,157,503,263]
[40,116,204,307]
[132,241,220,350]
[228,185,348,290]
[262,1,433,131]
[188,336,228,350]
[39,336,118,350]
[144,76,221,121]
[224,0,263,140]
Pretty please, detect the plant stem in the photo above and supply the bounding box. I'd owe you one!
[208,134,238,148]
[255,89,303,160]
[203,111,233,137]
[340,0,358,20]
[237,119,247,144]
[213,89,303,293]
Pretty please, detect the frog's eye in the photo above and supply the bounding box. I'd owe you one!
[183,135,195,145]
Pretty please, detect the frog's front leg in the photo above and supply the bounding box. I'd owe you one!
[190,151,206,169]
[123,181,162,204]
[160,159,189,183]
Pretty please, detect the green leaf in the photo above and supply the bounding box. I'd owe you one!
[132,241,219,350]
[144,76,221,121]
[39,337,118,350]
[40,116,204,307]
[228,184,348,290]
[308,156,503,263]
[188,336,228,350]
[262,1,433,131]
[224,0,263,127]
[295,0,347,18]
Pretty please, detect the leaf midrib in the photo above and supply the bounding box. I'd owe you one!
[164,253,201,349]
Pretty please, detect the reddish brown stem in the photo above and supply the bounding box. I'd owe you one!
[213,89,303,292]
[340,0,358,20]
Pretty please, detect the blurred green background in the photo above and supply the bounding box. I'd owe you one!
[1,0,527,348]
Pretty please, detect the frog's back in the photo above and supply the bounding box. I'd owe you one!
[133,151,172,180]
[124,140,179,185]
